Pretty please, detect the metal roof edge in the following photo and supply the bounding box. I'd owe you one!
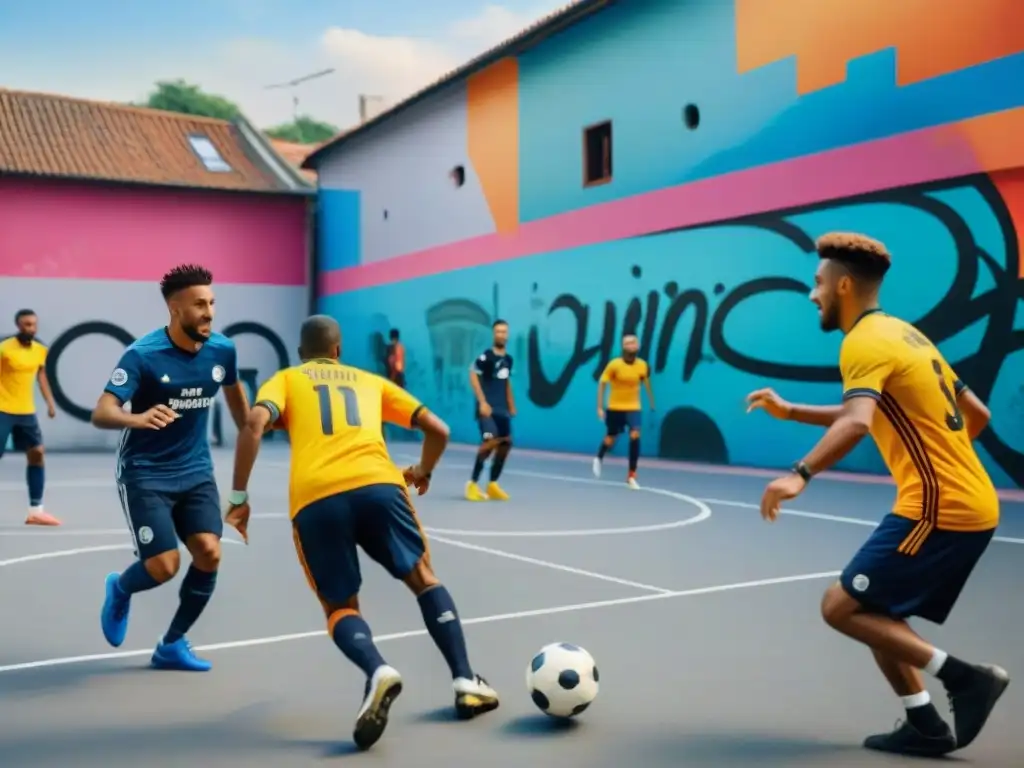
[302,0,610,170]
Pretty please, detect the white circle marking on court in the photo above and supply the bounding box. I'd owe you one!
[422,468,712,537]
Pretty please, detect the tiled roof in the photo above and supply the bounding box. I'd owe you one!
[0,88,311,194]
[303,0,607,169]
[268,138,319,182]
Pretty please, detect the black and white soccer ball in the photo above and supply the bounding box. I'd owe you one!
[526,642,599,718]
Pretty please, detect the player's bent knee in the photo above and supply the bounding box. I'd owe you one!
[26,446,44,464]
[820,581,858,628]
[325,603,360,633]
[402,558,440,596]
[144,550,181,583]
[628,430,640,440]
[186,533,222,571]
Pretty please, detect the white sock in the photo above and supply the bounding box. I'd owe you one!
[901,690,932,709]
[924,648,948,676]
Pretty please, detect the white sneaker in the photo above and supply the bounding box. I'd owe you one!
[627,476,640,490]
[453,674,500,720]
[592,457,602,478]
[353,664,403,750]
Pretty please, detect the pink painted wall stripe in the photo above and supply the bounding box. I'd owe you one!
[320,108,1021,295]
[0,178,308,286]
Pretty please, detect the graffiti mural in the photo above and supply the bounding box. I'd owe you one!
[328,171,1024,488]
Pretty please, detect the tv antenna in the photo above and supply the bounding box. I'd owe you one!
[264,68,335,120]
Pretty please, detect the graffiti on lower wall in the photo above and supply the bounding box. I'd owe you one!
[328,172,1024,487]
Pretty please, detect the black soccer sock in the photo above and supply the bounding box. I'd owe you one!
[489,444,510,482]
[628,435,640,473]
[597,438,612,459]
[163,566,217,644]
[417,585,473,680]
[903,696,948,736]
[331,613,387,678]
[471,448,491,483]
[26,464,44,507]
[934,654,975,689]
[117,560,161,595]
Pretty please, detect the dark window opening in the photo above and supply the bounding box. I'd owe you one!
[683,104,700,130]
[450,165,465,187]
[583,121,612,187]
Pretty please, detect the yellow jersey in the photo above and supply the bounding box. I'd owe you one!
[600,357,649,412]
[255,359,424,519]
[0,337,47,415]
[839,310,998,538]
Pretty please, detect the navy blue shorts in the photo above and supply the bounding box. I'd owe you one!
[117,478,223,560]
[605,409,641,436]
[478,412,512,442]
[0,411,43,456]
[840,513,995,624]
[292,483,428,604]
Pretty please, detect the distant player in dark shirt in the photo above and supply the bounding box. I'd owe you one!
[465,320,515,501]
[385,329,406,388]
[90,264,250,671]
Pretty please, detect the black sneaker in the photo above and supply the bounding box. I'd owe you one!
[945,663,1010,750]
[864,719,956,756]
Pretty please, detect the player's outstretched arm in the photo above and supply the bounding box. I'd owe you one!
[90,393,176,430]
[403,407,449,495]
[746,387,841,427]
[231,404,272,496]
[222,381,251,432]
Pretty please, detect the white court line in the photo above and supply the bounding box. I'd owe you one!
[701,498,1024,545]
[0,529,130,537]
[0,537,245,566]
[0,569,840,675]
[429,534,672,594]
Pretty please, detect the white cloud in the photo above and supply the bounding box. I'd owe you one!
[0,2,567,132]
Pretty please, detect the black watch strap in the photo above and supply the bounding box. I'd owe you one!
[792,461,812,482]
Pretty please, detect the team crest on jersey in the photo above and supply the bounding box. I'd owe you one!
[497,367,510,379]
[212,365,225,383]
[110,368,128,386]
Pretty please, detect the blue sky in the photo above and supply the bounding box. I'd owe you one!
[0,0,562,129]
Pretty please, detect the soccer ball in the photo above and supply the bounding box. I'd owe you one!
[526,642,599,718]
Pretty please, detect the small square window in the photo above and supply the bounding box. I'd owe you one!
[188,134,232,172]
[583,121,612,187]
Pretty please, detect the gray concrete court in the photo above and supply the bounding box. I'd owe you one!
[0,444,1021,767]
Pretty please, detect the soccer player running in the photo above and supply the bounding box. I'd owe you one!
[747,233,1008,757]
[465,319,515,501]
[223,315,498,750]
[91,265,250,671]
[593,333,655,488]
[0,309,61,525]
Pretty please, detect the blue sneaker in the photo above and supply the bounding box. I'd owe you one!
[100,572,131,647]
[150,637,212,672]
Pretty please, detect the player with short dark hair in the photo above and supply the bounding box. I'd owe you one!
[224,314,498,751]
[91,264,250,671]
[747,232,1008,757]
[465,319,515,501]
[593,333,655,488]
[0,309,60,525]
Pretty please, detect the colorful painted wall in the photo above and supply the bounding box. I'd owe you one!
[315,0,1024,488]
[0,177,309,450]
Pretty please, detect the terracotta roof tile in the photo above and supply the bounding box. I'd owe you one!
[268,138,319,182]
[0,88,294,193]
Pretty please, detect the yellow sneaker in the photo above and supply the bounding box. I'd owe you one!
[465,481,488,501]
[486,482,509,500]
[453,674,500,720]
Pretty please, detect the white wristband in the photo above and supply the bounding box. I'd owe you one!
[228,490,248,506]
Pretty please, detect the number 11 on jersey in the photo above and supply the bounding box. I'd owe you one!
[314,384,361,434]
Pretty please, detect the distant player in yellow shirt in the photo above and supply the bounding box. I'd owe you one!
[593,334,655,488]
[0,309,60,525]
[747,233,1008,758]
[224,315,498,751]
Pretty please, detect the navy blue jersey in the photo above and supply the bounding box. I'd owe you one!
[104,328,238,491]
[472,348,512,414]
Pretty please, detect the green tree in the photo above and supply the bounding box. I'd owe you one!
[265,115,339,145]
[142,79,241,120]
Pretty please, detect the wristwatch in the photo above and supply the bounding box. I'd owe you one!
[228,490,248,506]
[791,461,813,482]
